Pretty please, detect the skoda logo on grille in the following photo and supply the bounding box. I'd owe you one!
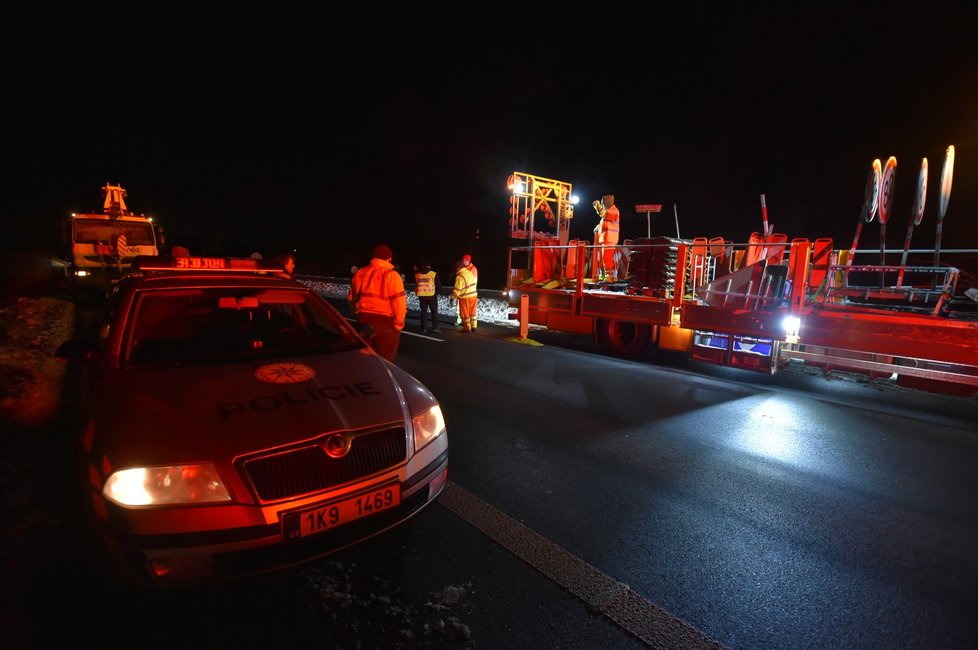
[323,433,350,458]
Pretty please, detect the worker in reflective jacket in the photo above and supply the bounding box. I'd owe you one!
[456,254,478,326]
[348,244,408,361]
[450,259,478,333]
[465,255,480,332]
[415,262,441,333]
[592,194,620,281]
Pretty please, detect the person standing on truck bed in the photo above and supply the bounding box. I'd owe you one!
[348,244,407,361]
[592,194,620,281]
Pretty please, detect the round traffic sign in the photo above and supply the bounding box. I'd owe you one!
[912,158,928,226]
[939,145,954,219]
[862,159,882,223]
[878,156,897,225]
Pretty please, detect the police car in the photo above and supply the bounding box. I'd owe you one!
[56,255,449,586]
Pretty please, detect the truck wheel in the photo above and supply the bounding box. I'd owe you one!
[594,319,653,358]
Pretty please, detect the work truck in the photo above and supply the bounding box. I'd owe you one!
[53,183,162,297]
[504,150,978,397]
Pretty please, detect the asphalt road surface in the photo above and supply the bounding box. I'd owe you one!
[387,316,978,649]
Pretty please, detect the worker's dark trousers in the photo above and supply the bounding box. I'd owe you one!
[357,312,402,362]
[418,296,439,331]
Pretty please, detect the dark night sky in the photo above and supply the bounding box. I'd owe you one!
[4,7,978,284]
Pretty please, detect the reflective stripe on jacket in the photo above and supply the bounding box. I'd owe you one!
[451,266,477,300]
[348,258,407,326]
[415,270,438,297]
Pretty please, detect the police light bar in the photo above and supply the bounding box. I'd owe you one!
[132,255,286,273]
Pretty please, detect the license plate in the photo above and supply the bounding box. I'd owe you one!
[283,484,400,541]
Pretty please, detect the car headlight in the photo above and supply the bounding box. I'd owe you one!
[413,404,446,452]
[103,464,231,506]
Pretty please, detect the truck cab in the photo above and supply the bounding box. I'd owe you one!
[57,184,161,298]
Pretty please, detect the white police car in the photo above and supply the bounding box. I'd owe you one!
[57,255,448,586]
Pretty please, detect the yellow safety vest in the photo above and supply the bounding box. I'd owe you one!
[415,270,437,297]
[452,267,477,300]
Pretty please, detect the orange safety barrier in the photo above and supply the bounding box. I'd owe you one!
[533,237,560,282]
[766,232,788,264]
[809,238,833,290]
[788,239,811,312]
[709,236,727,274]
[744,232,765,267]
[691,237,709,288]
[564,239,579,279]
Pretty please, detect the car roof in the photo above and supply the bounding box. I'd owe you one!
[127,272,303,290]
[123,255,305,291]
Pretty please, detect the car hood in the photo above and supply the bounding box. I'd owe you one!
[92,349,412,467]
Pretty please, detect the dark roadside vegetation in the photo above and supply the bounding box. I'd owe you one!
[0,250,91,646]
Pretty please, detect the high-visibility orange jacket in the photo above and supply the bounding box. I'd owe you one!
[596,205,620,246]
[348,258,407,330]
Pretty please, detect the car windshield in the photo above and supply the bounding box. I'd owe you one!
[124,287,363,366]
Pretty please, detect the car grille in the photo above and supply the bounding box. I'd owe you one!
[242,427,407,501]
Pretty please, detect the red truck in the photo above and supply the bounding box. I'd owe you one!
[504,152,978,397]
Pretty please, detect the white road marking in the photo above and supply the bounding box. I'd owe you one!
[403,330,444,341]
[438,481,726,650]
[342,316,444,341]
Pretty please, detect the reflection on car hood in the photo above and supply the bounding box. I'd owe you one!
[92,349,414,467]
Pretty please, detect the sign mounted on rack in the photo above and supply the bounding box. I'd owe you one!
[878,156,897,225]
[862,159,882,223]
[912,158,928,226]
[939,145,954,219]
